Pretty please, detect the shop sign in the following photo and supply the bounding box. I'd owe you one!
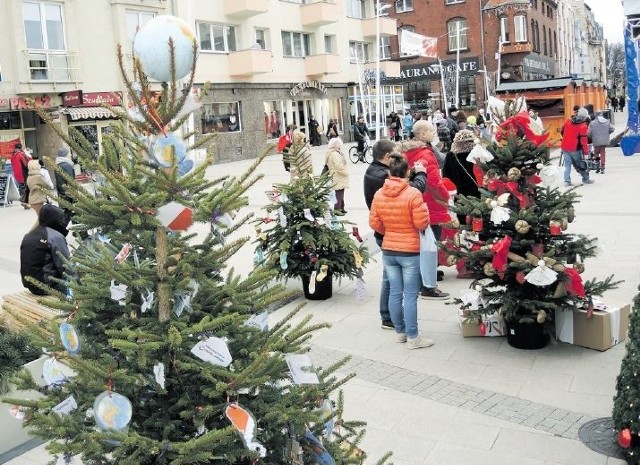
[10,95,60,110]
[501,43,533,55]
[290,80,328,97]
[522,54,554,74]
[82,92,122,107]
[0,97,10,111]
[389,57,480,82]
[61,90,83,107]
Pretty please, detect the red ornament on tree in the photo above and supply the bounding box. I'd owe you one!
[531,243,544,256]
[472,217,484,232]
[618,428,632,448]
[465,214,472,225]
[549,220,562,236]
[515,271,526,284]
[479,321,486,336]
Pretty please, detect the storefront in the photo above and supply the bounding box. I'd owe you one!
[347,82,405,138]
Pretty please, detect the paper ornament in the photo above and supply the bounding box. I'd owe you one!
[285,354,320,385]
[141,290,155,313]
[59,322,81,354]
[154,362,166,389]
[43,358,68,386]
[133,15,197,82]
[93,391,133,431]
[243,312,269,332]
[320,398,335,440]
[156,201,194,231]
[9,405,26,420]
[150,133,187,167]
[525,260,558,286]
[53,396,78,417]
[225,403,267,457]
[110,280,127,306]
[489,193,511,225]
[278,207,287,227]
[460,288,482,310]
[115,243,132,263]
[191,337,232,367]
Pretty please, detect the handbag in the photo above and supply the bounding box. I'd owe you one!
[419,226,438,288]
[322,164,329,174]
[571,156,589,172]
[329,127,337,137]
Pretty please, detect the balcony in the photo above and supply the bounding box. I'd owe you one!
[222,0,268,18]
[362,17,398,39]
[305,54,342,77]
[301,1,340,27]
[17,50,80,94]
[379,60,400,79]
[228,49,272,77]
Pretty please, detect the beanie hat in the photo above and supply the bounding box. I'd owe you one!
[327,137,343,150]
[576,108,589,120]
[57,147,70,158]
[412,120,436,143]
[451,129,476,154]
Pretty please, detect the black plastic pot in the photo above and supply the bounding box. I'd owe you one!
[301,273,333,300]
[506,319,549,350]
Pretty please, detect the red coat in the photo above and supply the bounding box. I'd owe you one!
[10,149,29,184]
[369,177,429,253]
[560,118,589,154]
[397,140,451,225]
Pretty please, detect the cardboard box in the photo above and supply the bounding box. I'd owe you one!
[460,312,506,338]
[556,304,631,351]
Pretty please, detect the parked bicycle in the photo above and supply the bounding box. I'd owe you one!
[348,141,373,164]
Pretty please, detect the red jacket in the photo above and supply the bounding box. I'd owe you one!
[11,149,29,184]
[560,117,589,154]
[397,140,450,225]
[369,177,429,253]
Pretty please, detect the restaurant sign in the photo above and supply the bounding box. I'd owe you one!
[61,91,123,107]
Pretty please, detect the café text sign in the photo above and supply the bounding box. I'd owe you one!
[290,80,328,97]
[61,91,122,107]
[390,57,480,82]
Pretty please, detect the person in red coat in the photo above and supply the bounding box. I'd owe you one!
[10,143,31,209]
[560,107,594,187]
[396,120,450,300]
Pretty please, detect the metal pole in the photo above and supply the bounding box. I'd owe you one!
[439,58,449,117]
[455,21,460,108]
[375,2,381,141]
[497,38,503,87]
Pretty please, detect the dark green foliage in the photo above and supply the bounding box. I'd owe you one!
[0,327,39,395]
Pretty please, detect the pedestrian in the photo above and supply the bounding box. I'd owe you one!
[10,143,31,209]
[403,111,413,139]
[20,203,70,296]
[326,119,338,140]
[277,124,295,172]
[442,129,480,211]
[612,96,619,112]
[55,147,75,224]
[455,110,468,131]
[587,110,614,174]
[324,137,349,215]
[308,115,321,147]
[389,111,402,141]
[446,106,460,139]
[620,95,626,112]
[352,115,370,156]
[26,159,54,217]
[369,154,434,349]
[364,140,426,330]
[477,109,490,140]
[528,109,544,134]
[560,107,594,186]
[396,120,450,299]
[289,129,313,178]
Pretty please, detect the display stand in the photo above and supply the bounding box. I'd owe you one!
[0,174,21,207]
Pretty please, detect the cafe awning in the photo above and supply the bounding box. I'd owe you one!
[62,106,118,120]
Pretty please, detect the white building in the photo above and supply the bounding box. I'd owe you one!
[0,0,400,162]
[571,0,606,82]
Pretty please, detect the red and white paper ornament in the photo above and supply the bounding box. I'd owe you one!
[156,201,194,231]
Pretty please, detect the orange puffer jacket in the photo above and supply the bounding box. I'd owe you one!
[369,176,430,253]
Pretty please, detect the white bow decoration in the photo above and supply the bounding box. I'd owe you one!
[466,142,494,164]
[489,193,511,225]
[460,289,482,310]
[525,260,558,286]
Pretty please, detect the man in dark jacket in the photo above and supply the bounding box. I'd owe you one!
[55,147,75,224]
[363,140,427,329]
[353,116,370,155]
[20,204,70,296]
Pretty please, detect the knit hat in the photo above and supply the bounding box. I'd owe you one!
[327,137,343,150]
[576,108,589,121]
[57,147,70,158]
[451,129,476,154]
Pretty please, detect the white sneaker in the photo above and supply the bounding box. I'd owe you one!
[395,333,407,343]
[407,335,435,349]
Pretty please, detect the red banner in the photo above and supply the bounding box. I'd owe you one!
[0,138,20,159]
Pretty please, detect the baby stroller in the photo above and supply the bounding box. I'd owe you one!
[586,144,601,173]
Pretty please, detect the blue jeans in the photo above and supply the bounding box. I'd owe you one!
[562,150,589,183]
[383,253,422,338]
[380,267,391,322]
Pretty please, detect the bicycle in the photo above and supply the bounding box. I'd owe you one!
[349,140,373,164]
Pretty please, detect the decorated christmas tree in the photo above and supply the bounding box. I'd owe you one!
[2,16,388,465]
[613,289,640,463]
[258,149,370,300]
[445,99,618,348]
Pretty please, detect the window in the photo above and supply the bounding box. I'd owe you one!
[379,36,391,59]
[255,28,269,50]
[396,0,413,13]
[125,10,155,45]
[282,31,311,57]
[543,25,547,55]
[198,23,236,52]
[553,31,558,57]
[23,1,69,81]
[399,25,416,56]
[514,15,527,42]
[201,102,241,134]
[349,41,370,63]
[347,0,365,18]
[447,19,467,51]
[445,0,465,4]
[324,34,336,54]
[500,17,509,43]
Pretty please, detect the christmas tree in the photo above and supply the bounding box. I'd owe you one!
[2,16,388,465]
[445,100,618,348]
[258,148,370,300]
[613,289,640,463]
[0,327,38,395]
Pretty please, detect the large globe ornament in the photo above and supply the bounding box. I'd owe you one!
[133,15,197,82]
[93,391,133,431]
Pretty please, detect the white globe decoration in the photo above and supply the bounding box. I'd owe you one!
[133,15,197,82]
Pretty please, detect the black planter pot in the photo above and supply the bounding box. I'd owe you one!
[301,273,333,300]
[506,319,549,350]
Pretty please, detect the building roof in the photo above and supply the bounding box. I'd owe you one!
[483,0,530,10]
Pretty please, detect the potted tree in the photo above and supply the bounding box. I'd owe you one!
[258,147,369,300]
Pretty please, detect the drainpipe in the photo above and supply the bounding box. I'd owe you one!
[479,0,487,107]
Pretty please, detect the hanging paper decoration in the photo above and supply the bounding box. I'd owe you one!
[303,208,315,222]
[9,405,26,420]
[525,260,558,286]
[141,290,155,313]
[285,353,320,384]
[93,391,133,431]
[59,322,81,354]
[156,201,194,231]
[320,398,335,440]
[53,396,78,417]
[489,193,511,225]
[300,429,336,465]
[466,143,494,164]
[43,358,68,386]
[491,236,512,273]
[190,337,232,367]
[177,158,194,176]
[243,311,269,332]
[224,403,267,457]
[150,133,187,167]
[278,207,287,227]
[460,288,482,310]
[115,243,132,263]
[153,362,165,389]
[110,280,127,306]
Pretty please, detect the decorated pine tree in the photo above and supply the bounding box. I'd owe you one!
[445,101,618,349]
[2,16,389,465]
[613,289,640,462]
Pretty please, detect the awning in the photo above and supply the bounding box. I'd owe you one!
[62,106,118,120]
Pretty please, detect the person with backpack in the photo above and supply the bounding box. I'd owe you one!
[10,143,31,209]
[588,110,615,174]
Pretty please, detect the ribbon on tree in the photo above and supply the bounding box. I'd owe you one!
[563,267,586,297]
[495,113,550,146]
[505,181,531,208]
[491,236,512,273]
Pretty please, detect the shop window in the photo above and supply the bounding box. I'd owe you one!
[447,18,467,52]
[347,0,365,19]
[514,15,527,42]
[458,75,476,108]
[395,0,413,13]
[201,102,241,134]
[281,31,311,57]
[500,17,509,44]
[263,102,283,138]
[23,1,70,81]
[349,41,370,63]
[0,112,22,130]
[198,23,237,53]
[125,10,155,45]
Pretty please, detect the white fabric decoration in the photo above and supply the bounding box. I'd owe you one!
[525,260,558,286]
[466,143,494,164]
[460,289,482,310]
[489,193,511,225]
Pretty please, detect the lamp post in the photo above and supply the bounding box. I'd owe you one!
[453,24,468,109]
[375,1,391,142]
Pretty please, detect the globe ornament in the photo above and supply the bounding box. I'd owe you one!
[59,322,81,354]
[515,219,530,234]
[133,15,197,82]
[151,133,186,168]
[93,391,133,431]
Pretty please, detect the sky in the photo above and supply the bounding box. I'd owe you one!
[584,0,624,44]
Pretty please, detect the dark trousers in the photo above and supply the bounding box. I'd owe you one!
[334,189,345,211]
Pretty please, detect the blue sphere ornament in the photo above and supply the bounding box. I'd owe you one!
[151,133,186,167]
[93,391,133,431]
[133,15,197,82]
[59,322,81,354]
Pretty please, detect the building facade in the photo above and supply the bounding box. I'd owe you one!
[572,1,606,82]
[0,0,400,163]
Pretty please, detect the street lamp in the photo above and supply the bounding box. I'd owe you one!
[452,24,468,108]
[375,1,391,142]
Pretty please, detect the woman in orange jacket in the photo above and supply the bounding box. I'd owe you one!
[369,155,434,350]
